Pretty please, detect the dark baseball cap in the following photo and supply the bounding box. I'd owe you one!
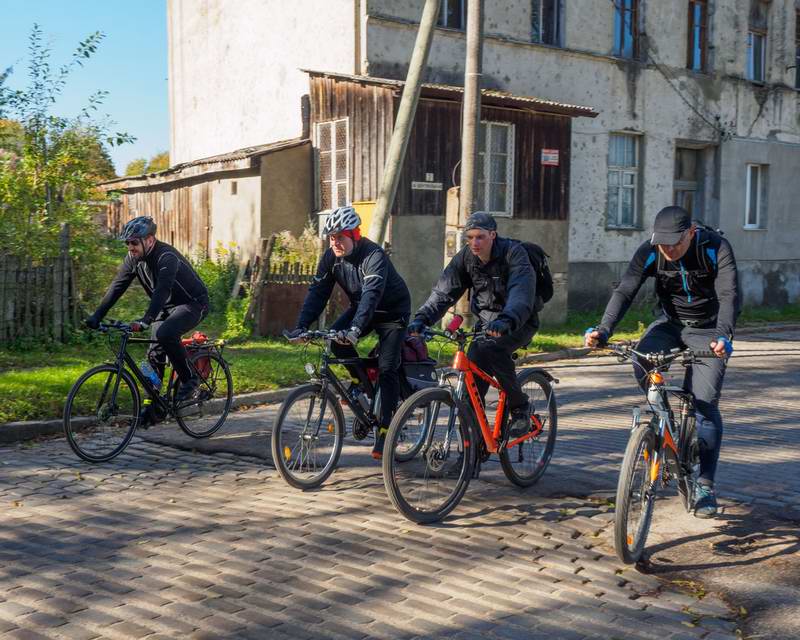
[463,211,497,233]
[650,206,691,245]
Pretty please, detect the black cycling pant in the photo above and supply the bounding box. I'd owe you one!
[330,309,408,429]
[634,317,727,485]
[469,322,537,412]
[147,303,208,383]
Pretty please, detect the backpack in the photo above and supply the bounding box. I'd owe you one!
[510,239,554,307]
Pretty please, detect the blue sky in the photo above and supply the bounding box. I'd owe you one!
[0,0,168,175]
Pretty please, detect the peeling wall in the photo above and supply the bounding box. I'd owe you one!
[209,173,262,258]
[363,1,800,308]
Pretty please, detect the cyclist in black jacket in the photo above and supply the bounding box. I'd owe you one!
[585,206,740,518]
[86,216,210,406]
[410,212,538,440]
[286,206,411,460]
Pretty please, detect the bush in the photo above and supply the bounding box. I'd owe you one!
[271,225,321,269]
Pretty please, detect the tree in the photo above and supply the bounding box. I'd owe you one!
[124,150,169,176]
[0,24,133,260]
[146,150,169,172]
[125,157,147,176]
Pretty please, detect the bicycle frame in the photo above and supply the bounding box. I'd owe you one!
[449,342,544,455]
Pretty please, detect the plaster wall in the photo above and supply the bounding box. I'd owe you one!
[168,0,357,164]
[208,173,262,259]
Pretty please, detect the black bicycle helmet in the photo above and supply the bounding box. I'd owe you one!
[120,216,157,241]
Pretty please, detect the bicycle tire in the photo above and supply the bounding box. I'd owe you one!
[382,387,475,524]
[677,413,699,512]
[63,365,140,463]
[175,352,233,438]
[271,383,345,490]
[614,425,658,564]
[499,369,558,488]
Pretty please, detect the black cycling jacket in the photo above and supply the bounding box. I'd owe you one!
[297,238,411,332]
[94,240,209,324]
[599,229,740,339]
[414,236,536,330]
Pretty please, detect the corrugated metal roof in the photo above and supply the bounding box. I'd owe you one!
[98,138,308,189]
[303,69,598,118]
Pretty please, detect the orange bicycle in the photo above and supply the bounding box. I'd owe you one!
[382,316,558,523]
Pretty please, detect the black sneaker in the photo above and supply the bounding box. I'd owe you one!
[507,408,531,440]
[175,375,201,404]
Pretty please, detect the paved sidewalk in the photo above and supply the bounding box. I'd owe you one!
[0,329,797,639]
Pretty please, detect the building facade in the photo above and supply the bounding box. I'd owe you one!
[167,0,800,310]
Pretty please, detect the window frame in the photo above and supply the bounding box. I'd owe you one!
[531,0,564,47]
[613,0,639,59]
[746,29,767,83]
[314,118,350,212]
[438,0,466,31]
[607,133,640,229]
[477,121,516,218]
[687,0,708,72]
[744,163,764,230]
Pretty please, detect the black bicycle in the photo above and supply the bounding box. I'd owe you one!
[609,344,716,564]
[63,320,233,462]
[272,329,438,490]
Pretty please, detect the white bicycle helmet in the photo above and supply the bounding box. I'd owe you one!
[323,206,361,236]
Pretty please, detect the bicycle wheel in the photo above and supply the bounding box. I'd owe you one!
[677,412,699,511]
[499,369,558,487]
[63,365,140,463]
[383,387,474,524]
[614,426,658,564]
[271,383,345,490]
[175,352,233,438]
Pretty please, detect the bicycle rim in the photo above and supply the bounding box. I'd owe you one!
[271,384,344,490]
[63,365,140,463]
[614,427,657,564]
[500,370,558,487]
[383,388,473,524]
[175,353,233,438]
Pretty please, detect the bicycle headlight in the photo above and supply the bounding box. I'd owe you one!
[649,371,665,385]
[304,363,316,376]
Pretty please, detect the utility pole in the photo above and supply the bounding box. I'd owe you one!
[367,0,439,246]
[459,0,484,222]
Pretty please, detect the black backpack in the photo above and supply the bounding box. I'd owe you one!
[510,239,554,307]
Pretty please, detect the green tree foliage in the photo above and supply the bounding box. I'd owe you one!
[147,150,169,172]
[124,157,147,176]
[124,150,169,176]
[0,24,133,263]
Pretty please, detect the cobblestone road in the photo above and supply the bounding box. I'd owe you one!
[1,330,797,639]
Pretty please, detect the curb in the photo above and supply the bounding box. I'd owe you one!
[2,322,797,445]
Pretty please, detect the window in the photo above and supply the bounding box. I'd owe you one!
[744,164,766,229]
[613,0,639,58]
[795,10,800,89]
[674,147,703,217]
[439,0,465,30]
[532,0,563,46]
[687,0,708,71]
[607,134,639,228]
[315,118,349,210]
[230,181,238,195]
[746,30,766,82]
[476,121,515,217]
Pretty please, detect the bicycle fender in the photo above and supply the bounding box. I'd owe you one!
[527,367,559,384]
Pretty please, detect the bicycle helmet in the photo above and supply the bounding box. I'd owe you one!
[120,216,157,241]
[322,206,360,236]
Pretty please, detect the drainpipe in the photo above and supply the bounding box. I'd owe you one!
[367,0,439,245]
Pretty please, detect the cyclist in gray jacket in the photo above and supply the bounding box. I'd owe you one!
[585,206,740,518]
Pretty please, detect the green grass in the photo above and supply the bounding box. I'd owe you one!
[1,304,798,424]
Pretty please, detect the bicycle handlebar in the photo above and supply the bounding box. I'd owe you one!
[607,343,719,366]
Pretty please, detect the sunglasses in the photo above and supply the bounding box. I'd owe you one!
[124,239,141,247]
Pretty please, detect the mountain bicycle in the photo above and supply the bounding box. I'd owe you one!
[63,320,233,462]
[609,343,716,564]
[273,329,439,490]
[382,320,558,524]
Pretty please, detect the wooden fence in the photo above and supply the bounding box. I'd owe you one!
[0,224,76,343]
